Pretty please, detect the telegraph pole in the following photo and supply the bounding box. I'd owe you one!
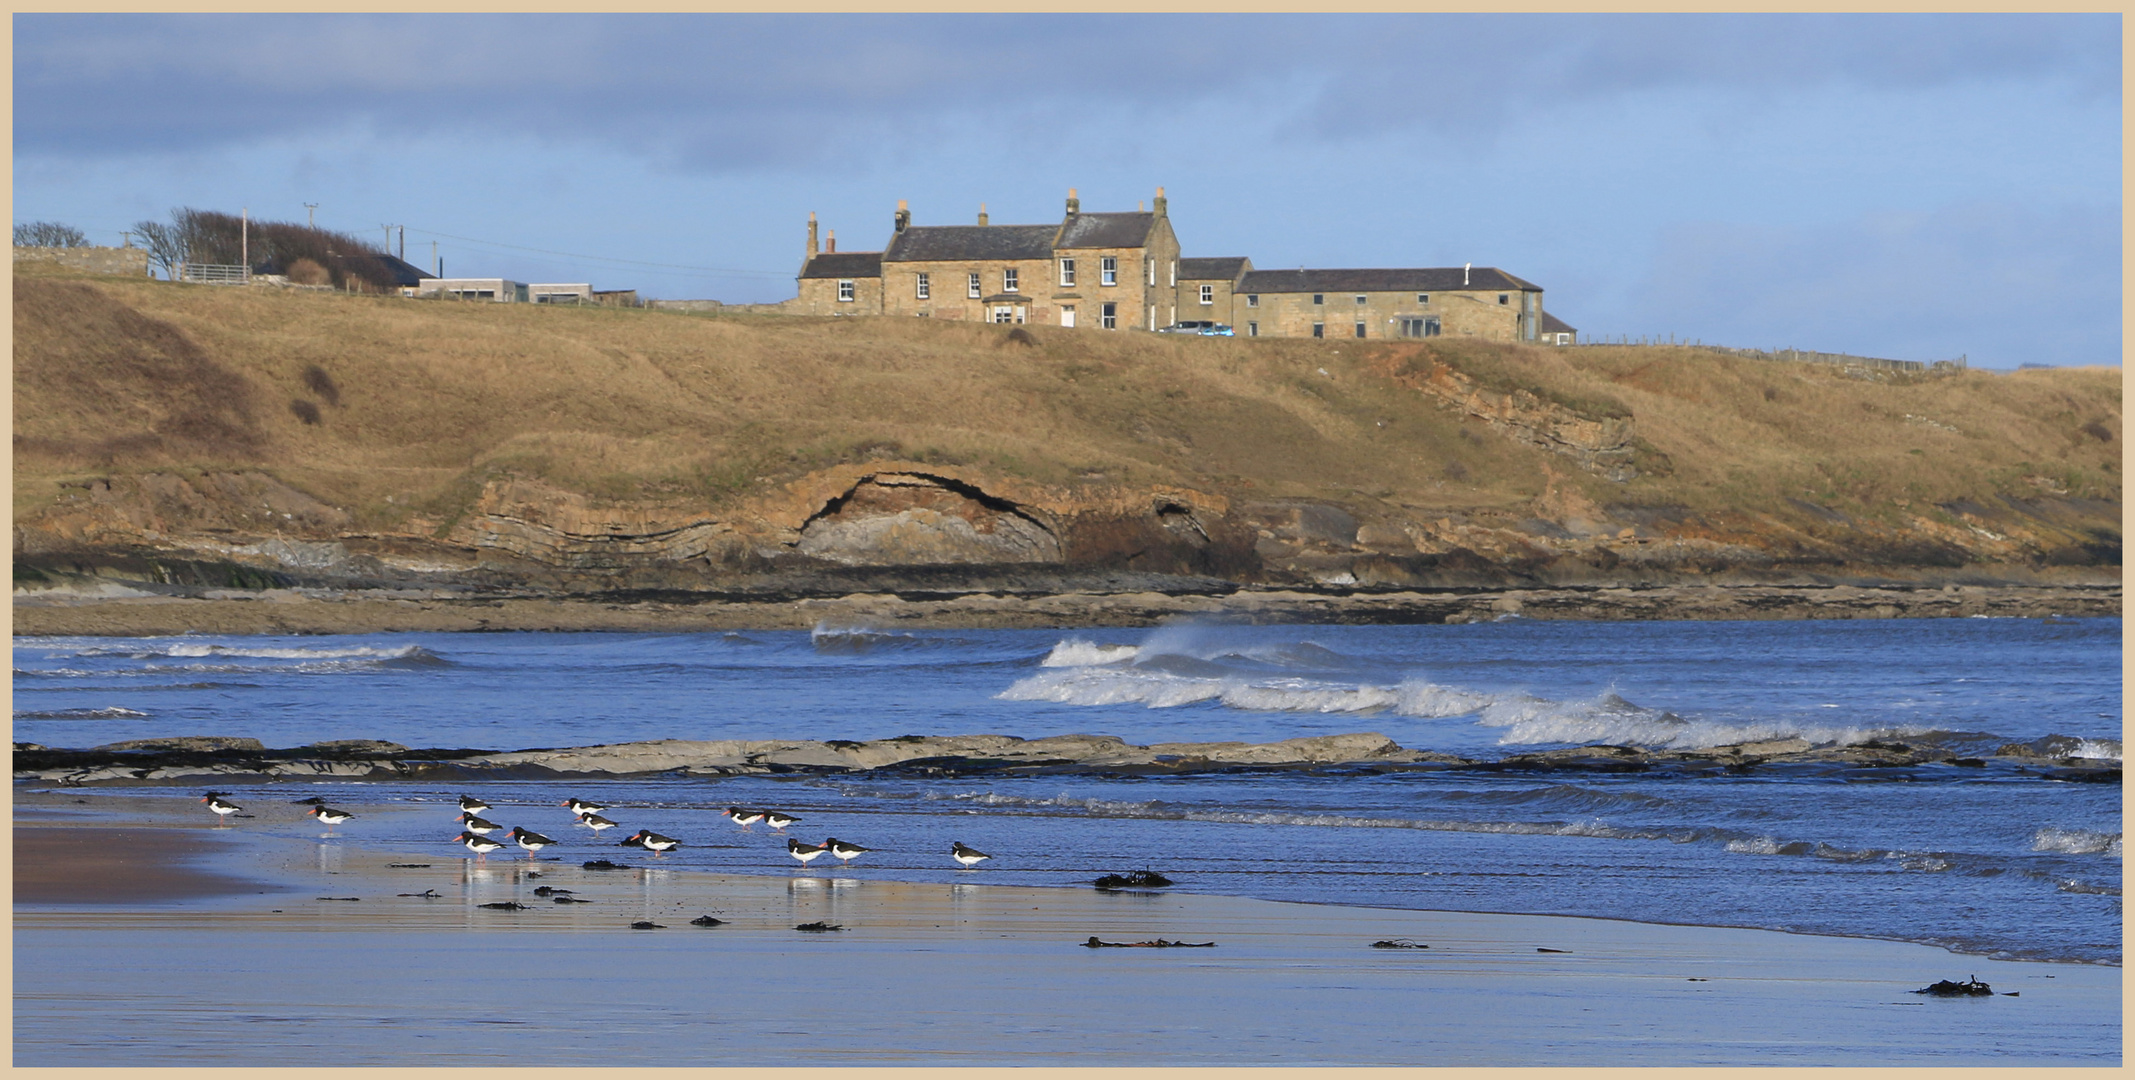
[241,207,249,282]
[304,203,318,228]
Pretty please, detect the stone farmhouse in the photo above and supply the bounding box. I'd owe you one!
[787,189,1573,344]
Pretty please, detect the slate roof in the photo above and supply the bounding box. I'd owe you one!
[1178,257,1249,281]
[327,252,434,287]
[883,224,1058,263]
[1237,267,1541,294]
[1055,212,1156,250]
[1540,311,1576,335]
[799,251,884,279]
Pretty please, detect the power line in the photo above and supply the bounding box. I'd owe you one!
[404,226,788,278]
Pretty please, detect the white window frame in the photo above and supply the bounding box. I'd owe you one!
[1101,302,1117,329]
[1002,267,1018,293]
[1169,260,1176,287]
[915,272,930,300]
[1060,259,1076,287]
[1199,284,1213,305]
[1147,259,1155,286]
[1247,321,1258,337]
[837,279,855,302]
[967,272,981,299]
[1101,257,1117,286]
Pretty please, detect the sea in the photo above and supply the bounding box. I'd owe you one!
[12,616,2122,966]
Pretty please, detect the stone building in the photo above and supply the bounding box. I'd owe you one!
[785,191,1558,343]
[1230,266,1545,342]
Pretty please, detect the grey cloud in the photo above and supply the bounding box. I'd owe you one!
[16,14,2117,170]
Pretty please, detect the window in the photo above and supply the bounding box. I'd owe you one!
[1247,321,1258,337]
[1245,294,1259,308]
[1417,294,1429,304]
[915,273,930,300]
[1199,284,1213,305]
[1399,317,1441,338]
[1169,261,1176,287]
[967,272,981,299]
[1312,294,1324,305]
[1311,322,1324,339]
[1101,302,1117,329]
[1147,259,1155,286]
[1002,268,1019,293]
[1499,294,1510,305]
[1355,295,1367,305]
[1100,257,1117,286]
[992,306,1016,324]
[1060,259,1076,287]
[1354,322,1366,338]
[837,279,855,302]
[1061,305,1075,328]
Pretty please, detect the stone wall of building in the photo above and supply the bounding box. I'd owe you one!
[1235,286,1531,341]
[14,245,151,276]
[881,257,1056,324]
[795,275,885,316]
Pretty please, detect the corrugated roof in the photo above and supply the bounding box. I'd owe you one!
[1237,267,1541,294]
[883,224,1058,263]
[799,252,884,279]
[1055,212,1155,250]
[1540,311,1576,335]
[1178,256,1249,281]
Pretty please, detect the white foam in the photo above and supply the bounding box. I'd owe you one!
[998,668,1492,718]
[1039,639,1142,667]
[70,643,435,661]
[2070,739,2124,763]
[2032,827,2122,858]
[1474,691,1909,751]
[13,706,150,719]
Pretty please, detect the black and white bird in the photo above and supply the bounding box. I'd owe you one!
[721,807,767,829]
[457,795,491,815]
[508,826,556,859]
[561,797,607,819]
[456,812,502,836]
[951,842,991,868]
[307,806,353,833]
[824,837,871,865]
[787,838,828,866]
[622,830,681,855]
[456,831,505,859]
[761,810,800,833]
[202,794,243,824]
[579,812,619,833]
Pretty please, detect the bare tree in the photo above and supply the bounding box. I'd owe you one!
[13,221,87,247]
[132,219,187,280]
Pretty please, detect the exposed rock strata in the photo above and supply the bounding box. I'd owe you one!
[14,732,2118,786]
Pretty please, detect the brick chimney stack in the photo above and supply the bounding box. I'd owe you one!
[895,200,911,233]
[1154,186,1167,217]
[807,212,818,258]
[827,230,836,254]
[1065,187,1079,216]
[978,202,988,226]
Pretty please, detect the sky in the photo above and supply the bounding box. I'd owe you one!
[13,14,2122,367]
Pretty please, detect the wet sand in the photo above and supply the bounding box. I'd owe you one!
[11,802,2120,1066]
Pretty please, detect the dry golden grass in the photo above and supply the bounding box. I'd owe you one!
[12,263,2121,536]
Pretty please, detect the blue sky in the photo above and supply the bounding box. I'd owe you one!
[14,14,2121,367]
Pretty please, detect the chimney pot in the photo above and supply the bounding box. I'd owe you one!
[978,202,989,226]
[828,230,836,253]
[894,200,911,233]
[1066,187,1080,215]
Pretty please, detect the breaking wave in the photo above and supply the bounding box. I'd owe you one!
[2033,828,2122,858]
[63,643,444,663]
[13,706,150,720]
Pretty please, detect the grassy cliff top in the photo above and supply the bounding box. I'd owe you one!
[13,263,2121,538]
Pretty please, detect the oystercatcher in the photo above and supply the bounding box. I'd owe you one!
[787,838,828,866]
[456,831,504,860]
[457,795,491,815]
[578,812,619,833]
[622,830,681,855]
[951,842,991,868]
[307,806,353,833]
[824,837,871,865]
[762,810,800,832]
[508,826,556,859]
[721,807,767,829]
[562,797,607,818]
[456,812,501,835]
[202,794,243,825]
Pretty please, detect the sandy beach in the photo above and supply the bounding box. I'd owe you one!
[13,792,2120,1066]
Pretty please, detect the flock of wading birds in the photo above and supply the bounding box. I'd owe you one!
[200,792,994,869]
